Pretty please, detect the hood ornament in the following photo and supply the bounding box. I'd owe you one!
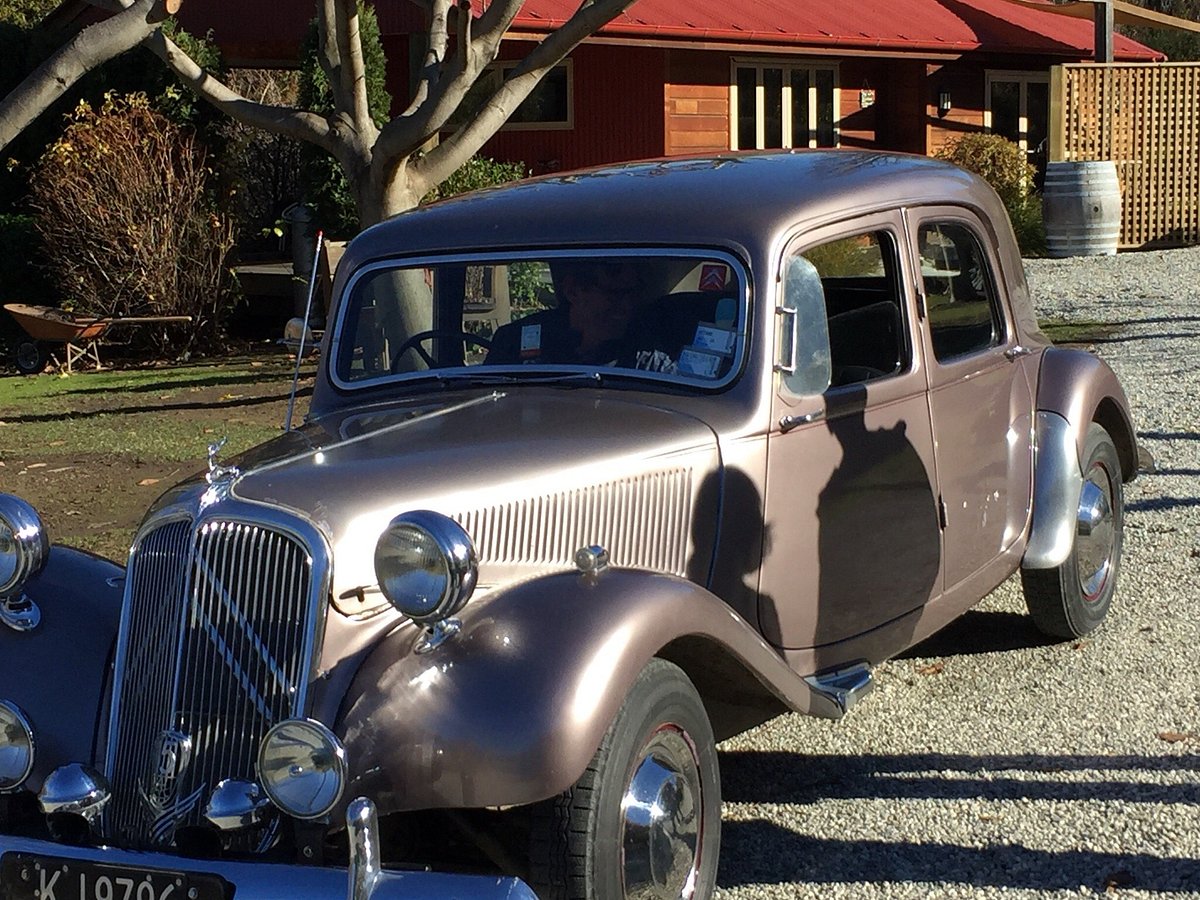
[202,437,241,508]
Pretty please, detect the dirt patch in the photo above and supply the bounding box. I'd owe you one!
[0,354,313,561]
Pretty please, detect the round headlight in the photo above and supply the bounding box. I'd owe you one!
[0,700,35,791]
[257,719,346,820]
[373,511,477,624]
[0,495,49,597]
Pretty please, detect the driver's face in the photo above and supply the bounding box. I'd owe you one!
[565,264,642,348]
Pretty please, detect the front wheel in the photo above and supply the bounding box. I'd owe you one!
[1022,422,1124,638]
[528,658,721,900]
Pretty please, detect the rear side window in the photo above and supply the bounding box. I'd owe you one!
[792,230,908,389]
[918,222,1004,361]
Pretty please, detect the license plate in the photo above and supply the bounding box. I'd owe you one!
[1,853,229,900]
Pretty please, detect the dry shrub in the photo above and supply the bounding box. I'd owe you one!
[30,93,236,356]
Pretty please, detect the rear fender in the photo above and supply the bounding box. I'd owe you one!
[1024,348,1138,570]
[0,547,124,791]
[1035,347,1138,480]
[336,568,830,815]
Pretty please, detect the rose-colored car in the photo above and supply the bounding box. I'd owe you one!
[0,151,1137,900]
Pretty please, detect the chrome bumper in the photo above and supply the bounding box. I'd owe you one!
[0,797,536,900]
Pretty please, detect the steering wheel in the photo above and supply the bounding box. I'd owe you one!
[391,329,493,372]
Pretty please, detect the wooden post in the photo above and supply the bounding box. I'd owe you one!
[1094,0,1114,63]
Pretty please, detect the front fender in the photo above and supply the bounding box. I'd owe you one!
[0,546,123,791]
[336,568,829,815]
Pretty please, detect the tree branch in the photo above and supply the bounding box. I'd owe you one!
[400,0,453,118]
[412,0,634,192]
[0,0,178,152]
[334,0,373,133]
[317,0,353,116]
[145,30,339,153]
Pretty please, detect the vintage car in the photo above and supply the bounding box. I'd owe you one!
[0,151,1137,900]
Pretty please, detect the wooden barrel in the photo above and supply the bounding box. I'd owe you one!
[1043,161,1122,257]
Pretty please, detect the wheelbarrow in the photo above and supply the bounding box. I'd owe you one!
[3,304,192,374]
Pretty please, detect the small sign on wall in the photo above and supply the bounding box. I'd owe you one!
[859,88,876,108]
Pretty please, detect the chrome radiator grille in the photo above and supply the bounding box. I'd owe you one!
[105,517,319,848]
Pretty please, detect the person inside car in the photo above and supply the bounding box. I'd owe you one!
[483,259,675,372]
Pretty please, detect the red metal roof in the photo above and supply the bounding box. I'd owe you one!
[176,0,1163,65]
[497,0,1162,60]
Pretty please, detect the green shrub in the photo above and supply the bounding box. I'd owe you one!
[935,133,1045,256]
[30,93,237,356]
[424,155,528,202]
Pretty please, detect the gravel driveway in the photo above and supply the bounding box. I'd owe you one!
[715,247,1200,899]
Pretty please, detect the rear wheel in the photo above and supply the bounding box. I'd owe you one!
[1022,422,1124,638]
[528,658,721,900]
[14,340,48,375]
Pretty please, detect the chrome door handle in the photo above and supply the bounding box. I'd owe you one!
[1004,345,1033,361]
[780,409,824,433]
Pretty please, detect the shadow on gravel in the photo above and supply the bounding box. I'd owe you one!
[719,751,1200,806]
[717,818,1200,892]
[718,752,1200,891]
[1128,497,1200,512]
[1139,430,1199,441]
[1088,330,1200,344]
[896,610,1057,658]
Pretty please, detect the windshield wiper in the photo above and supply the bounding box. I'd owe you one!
[432,370,605,387]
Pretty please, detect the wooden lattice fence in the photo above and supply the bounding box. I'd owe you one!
[1050,62,1200,248]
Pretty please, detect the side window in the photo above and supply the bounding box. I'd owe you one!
[791,230,907,389]
[919,222,1005,361]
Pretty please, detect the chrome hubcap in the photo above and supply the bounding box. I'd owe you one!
[620,726,702,900]
[1076,460,1116,601]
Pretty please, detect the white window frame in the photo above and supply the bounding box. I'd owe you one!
[984,70,1049,154]
[729,59,840,150]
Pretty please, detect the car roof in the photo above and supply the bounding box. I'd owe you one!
[342,150,1002,268]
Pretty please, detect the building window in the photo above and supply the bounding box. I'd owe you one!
[985,71,1049,164]
[448,60,573,131]
[731,61,839,150]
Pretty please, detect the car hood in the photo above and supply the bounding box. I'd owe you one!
[218,389,721,614]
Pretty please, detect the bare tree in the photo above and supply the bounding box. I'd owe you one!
[1,0,634,225]
[0,0,179,151]
[148,0,635,225]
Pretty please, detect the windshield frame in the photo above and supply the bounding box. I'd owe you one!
[327,247,753,395]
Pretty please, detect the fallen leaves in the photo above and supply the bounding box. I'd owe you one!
[1104,869,1135,892]
[137,477,161,487]
[915,662,945,676]
[1156,730,1195,743]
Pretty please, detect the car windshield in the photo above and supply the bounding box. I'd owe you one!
[331,250,747,389]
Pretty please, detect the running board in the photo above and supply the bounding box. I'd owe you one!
[804,663,874,718]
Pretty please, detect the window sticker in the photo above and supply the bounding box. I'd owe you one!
[678,347,724,378]
[520,324,542,360]
[699,264,728,292]
[692,323,736,356]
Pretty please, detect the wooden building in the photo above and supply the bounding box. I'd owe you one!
[175,0,1162,173]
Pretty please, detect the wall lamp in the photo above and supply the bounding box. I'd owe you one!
[937,88,952,118]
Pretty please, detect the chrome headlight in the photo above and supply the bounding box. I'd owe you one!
[257,719,346,820]
[0,700,35,791]
[373,511,477,624]
[0,495,49,598]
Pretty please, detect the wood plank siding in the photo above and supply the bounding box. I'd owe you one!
[665,52,729,156]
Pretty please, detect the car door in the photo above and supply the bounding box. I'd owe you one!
[905,208,1036,594]
[758,213,943,655]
